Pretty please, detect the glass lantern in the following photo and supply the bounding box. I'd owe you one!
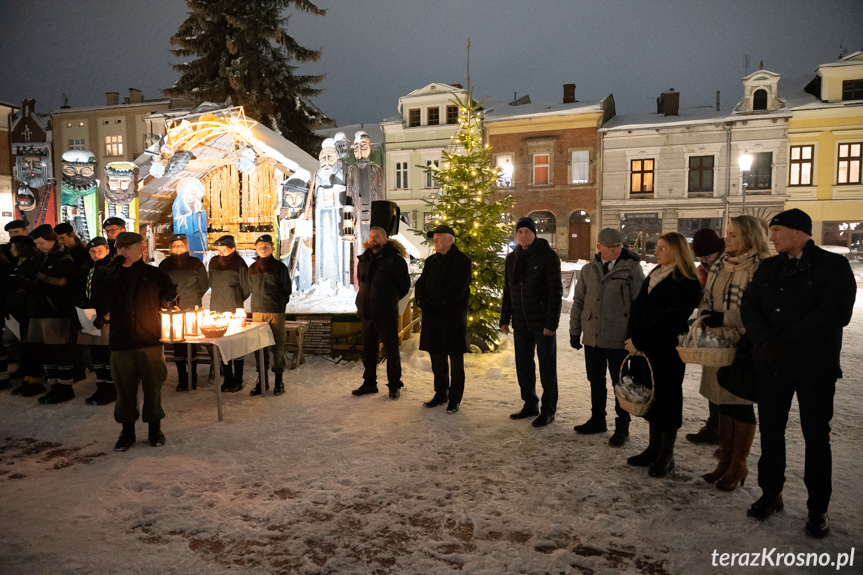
[160,307,186,343]
[184,306,204,338]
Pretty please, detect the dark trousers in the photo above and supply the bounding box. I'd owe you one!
[430,353,465,404]
[111,346,168,425]
[44,343,74,383]
[513,329,557,416]
[90,345,112,383]
[756,374,835,513]
[584,345,629,424]
[361,317,402,389]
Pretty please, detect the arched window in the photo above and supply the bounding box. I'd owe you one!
[529,211,556,248]
[753,89,768,111]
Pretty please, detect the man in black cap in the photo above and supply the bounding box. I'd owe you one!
[500,216,563,427]
[209,235,251,392]
[94,231,177,451]
[1,221,31,388]
[102,216,127,250]
[248,234,292,396]
[741,208,856,538]
[353,226,410,399]
[54,222,91,269]
[415,224,471,413]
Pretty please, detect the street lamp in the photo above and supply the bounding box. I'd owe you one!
[499,159,515,253]
[738,153,753,213]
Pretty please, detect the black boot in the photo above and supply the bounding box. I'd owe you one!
[221,362,238,392]
[648,430,677,477]
[191,361,198,390]
[175,362,189,392]
[274,372,284,396]
[115,422,136,452]
[39,383,75,404]
[148,421,165,447]
[250,374,263,397]
[223,359,244,392]
[573,416,607,434]
[19,378,46,397]
[85,382,103,404]
[627,422,661,466]
[87,382,116,405]
[609,418,630,447]
[747,492,784,520]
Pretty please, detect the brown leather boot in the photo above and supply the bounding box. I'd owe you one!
[702,414,734,483]
[716,420,756,491]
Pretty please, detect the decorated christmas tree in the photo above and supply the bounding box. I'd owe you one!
[165,0,327,154]
[424,92,513,351]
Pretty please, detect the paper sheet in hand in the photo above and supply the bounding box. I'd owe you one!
[76,307,102,336]
[5,316,20,340]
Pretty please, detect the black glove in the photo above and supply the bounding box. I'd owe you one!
[570,335,582,350]
[700,310,724,328]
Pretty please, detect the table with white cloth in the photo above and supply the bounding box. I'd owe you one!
[185,322,275,421]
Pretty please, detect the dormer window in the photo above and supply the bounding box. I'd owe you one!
[408,109,420,127]
[753,89,768,110]
[842,80,863,101]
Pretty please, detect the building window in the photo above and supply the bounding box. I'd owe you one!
[408,109,420,127]
[68,138,85,151]
[105,135,124,157]
[753,89,768,110]
[571,150,589,184]
[630,159,654,195]
[533,154,549,186]
[529,211,556,248]
[446,105,458,125]
[679,218,722,243]
[427,107,439,126]
[823,221,863,256]
[789,145,814,186]
[621,213,662,261]
[842,80,863,101]
[395,161,409,189]
[688,155,714,194]
[426,159,439,188]
[838,143,862,184]
[496,155,514,188]
[748,152,772,191]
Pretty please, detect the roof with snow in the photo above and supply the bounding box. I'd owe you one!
[483,97,607,122]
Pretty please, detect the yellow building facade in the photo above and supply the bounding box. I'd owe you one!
[786,51,863,257]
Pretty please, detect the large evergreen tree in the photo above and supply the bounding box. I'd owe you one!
[424,92,512,351]
[165,0,326,153]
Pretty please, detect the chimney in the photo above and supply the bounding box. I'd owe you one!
[106,92,119,106]
[563,83,576,103]
[129,88,143,104]
[657,89,679,116]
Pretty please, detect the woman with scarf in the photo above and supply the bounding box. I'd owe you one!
[625,232,701,477]
[698,215,770,490]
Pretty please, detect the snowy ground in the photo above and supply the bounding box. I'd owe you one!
[1,295,862,574]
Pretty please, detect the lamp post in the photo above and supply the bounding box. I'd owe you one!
[738,153,753,214]
[499,160,515,254]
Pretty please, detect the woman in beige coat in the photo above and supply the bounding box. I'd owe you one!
[697,215,770,490]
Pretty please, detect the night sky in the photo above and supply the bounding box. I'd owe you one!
[1,0,861,124]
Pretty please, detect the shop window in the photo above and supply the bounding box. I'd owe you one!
[529,211,556,248]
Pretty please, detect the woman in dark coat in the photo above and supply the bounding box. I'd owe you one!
[625,232,701,477]
[159,234,209,391]
[25,224,79,404]
[208,235,250,392]
[5,236,42,395]
[415,226,472,413]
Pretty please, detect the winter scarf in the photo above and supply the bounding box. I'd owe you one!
[648,263,676,293]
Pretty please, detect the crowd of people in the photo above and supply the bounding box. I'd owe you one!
[0,208,857,539]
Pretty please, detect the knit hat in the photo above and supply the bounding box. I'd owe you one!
[769,208,812,236]
[115,232,144,247]
[691,229,724,257]
[86,236,109,250]
[213,235,236,248]
[255,234,274,245]
[515,217,537,235]
[29,224,57,241]
[597,228,624,246]
[53,222,75,236]
[4,220,27,232]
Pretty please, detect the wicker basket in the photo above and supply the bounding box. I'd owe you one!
[676,320,736,367]
[614,352,655,417]
[200,324,229,338]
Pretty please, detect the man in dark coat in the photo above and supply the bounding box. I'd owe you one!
[741,209,856,538]
[209,235,251,392]
[1,221,33,389]
[102,216,126,252]
[500,217,563,427]
[415,224,471,414]
[353,226,410,399]
[248,234,292,396]
[158,233,209,391]
[570,227,644,446]
[54,222,91,269]
[94,232,177,451]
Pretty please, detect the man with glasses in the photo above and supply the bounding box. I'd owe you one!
[102,216,127,252]
[570,228,644,446]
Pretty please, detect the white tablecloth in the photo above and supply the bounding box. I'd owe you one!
[193,322,275,364]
